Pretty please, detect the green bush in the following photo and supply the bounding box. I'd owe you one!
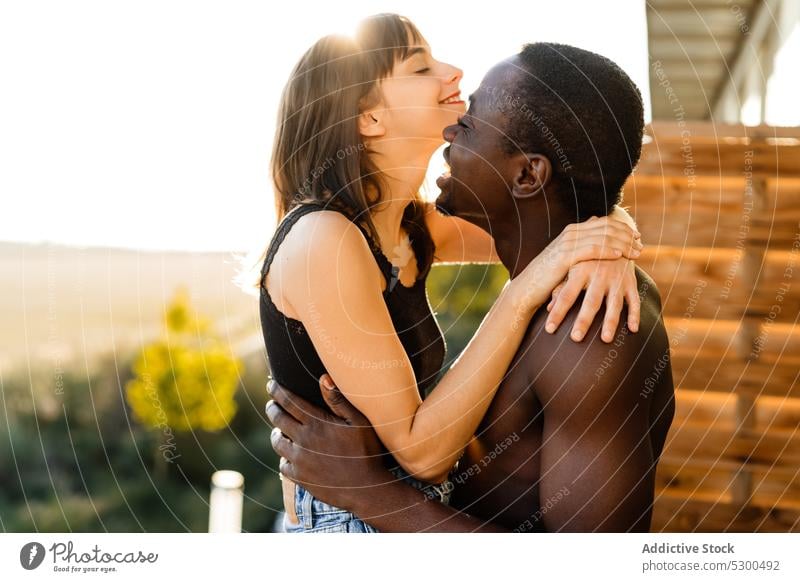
[0,268,501,532]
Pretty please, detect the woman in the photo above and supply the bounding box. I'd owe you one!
[258,14,642,533]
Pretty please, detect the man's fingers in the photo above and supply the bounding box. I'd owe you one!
[265,400,303,440]
[268,379,325,424]
[570,288,605,341]
[320,376,369,426]
[278,456,298,483]
[545,277,585,333]
[271,427,296,459]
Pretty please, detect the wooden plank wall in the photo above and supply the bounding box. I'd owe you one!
[624,122,800,532]
[625,122,800,532]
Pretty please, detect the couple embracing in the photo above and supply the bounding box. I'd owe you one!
[258,13,674,533]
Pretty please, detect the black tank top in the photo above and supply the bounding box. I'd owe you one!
[259,202,447,410]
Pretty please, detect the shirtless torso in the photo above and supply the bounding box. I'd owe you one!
[450,268,675,532]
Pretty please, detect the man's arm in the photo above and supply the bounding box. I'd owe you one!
[332,476,506,533]
[527,296,664,532]
[266,377,505,532]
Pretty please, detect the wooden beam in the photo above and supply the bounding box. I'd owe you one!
[710,0,780,118]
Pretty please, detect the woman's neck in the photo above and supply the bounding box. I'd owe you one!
[367,143,436,250]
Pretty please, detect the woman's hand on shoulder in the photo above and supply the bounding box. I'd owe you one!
[509,215,642,317]
[545,257,641,343]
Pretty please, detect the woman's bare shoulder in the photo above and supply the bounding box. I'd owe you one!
[268,209,383,306]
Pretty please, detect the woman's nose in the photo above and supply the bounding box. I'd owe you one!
[444,64,463,85]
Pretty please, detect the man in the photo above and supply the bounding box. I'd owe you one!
[266,43,675,532]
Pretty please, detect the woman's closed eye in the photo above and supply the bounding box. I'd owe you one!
[414,67,430,74]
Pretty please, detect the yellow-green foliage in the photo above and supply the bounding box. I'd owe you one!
[125,287,241,432]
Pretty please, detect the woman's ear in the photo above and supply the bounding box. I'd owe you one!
[358,108,386,139]
[511,153,552,199]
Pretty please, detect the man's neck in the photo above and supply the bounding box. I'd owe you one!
[493,201,573,280]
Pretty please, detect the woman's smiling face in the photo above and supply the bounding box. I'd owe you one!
[368,39,465,145]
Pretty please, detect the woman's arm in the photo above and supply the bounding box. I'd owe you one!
[427,201,645,342]
[424,202,637,265]
[423,201,500,264]
[274,211,639,482]
[609,204,638,231]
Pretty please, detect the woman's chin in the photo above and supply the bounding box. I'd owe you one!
[440,100,467,112]
[439,106,466,124]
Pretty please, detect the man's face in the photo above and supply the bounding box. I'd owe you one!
[435,59,524,230]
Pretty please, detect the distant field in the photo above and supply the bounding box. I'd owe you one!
[0,242,265,376]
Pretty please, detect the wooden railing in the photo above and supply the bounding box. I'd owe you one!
[625,122,800,532]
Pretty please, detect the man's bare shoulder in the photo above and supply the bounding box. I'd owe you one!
[516,267,670,405]
[523,267,664,351]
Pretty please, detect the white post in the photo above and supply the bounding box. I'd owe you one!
[208,470,244,533]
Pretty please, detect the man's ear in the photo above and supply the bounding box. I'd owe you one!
[358,108,386,139]
[511,153,552,199]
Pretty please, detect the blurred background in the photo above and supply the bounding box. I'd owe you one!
[1,0,798,532]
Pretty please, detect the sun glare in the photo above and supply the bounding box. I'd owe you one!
[0,0,650,252]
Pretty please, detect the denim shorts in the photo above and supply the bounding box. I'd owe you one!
[284,466,454,533]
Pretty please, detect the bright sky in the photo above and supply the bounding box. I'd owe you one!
[0,0,650,252]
